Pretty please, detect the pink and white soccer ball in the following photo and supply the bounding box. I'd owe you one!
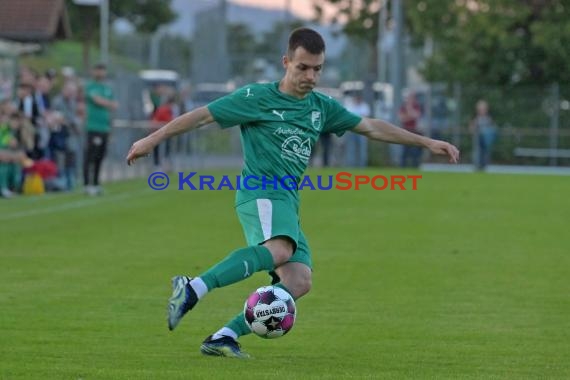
[244,286,296,339]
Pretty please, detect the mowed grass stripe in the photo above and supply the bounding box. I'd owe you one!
[1,170,569,379]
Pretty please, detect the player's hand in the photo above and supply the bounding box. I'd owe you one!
[126,137,154,166]
[426,139,460,164]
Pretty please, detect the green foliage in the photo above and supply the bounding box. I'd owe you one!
[314,0,570,86]
[255,20,305,58]
[66,0,177,36]
[405,0,570,85]
[312,0,382,74]
[227,20,304,79]
[313,0,381,43]
[227,23,258,78]
[19,41,144,77]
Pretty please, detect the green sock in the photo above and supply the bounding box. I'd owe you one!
[226,312,252,338]
[0,163,8,190]
[225,282,298,339]
[200,245,274,290]
[8,164,21,189]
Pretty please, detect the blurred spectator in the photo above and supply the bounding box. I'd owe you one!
[150,94,176,168]
[83,63,118,196]
[17,70,53,160]
[344,94,371,167]
[16,82,41,158]
[61,66,76,82]
[469,99,497,170]
[399,92,423,168]
[35,74,53,154]
[430,97,448,141]
[19,66,37,87]
[52,81,83,191]
[180,84,195,114]
[24,158,58,194]
[0,111,32,198]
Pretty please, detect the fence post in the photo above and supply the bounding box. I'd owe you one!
[452,82,462,151]
[550,82,560,167]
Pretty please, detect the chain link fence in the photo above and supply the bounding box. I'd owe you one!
[97,78,569,184]
[365,82,570,168]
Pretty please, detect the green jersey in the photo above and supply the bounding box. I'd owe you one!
[207,82,362,205]
[85,80,115,133]
[0,124,14,148]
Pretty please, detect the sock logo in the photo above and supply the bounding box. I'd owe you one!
[243,261,250,278]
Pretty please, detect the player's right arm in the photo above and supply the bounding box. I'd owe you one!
[126,106,213,165]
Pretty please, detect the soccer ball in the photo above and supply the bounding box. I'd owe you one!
[244,286,296,339]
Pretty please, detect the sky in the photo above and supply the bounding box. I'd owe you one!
[231,0,334,19]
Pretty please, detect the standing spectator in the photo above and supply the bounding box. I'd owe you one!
[430,97,448,141]
[344,94,371,167]
[16,81,45,159]
[35,74,53,158]
[150,94,176,168]
[52,81,81,191]
[0,112,30,197]
[83,63,118,196]
[52,81,82,191]
[469,99,497,170]
[399,92,423,168]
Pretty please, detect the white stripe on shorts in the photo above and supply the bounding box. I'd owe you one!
[256,199,273,241]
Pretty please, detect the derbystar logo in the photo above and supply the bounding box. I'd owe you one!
[255,305,286,318]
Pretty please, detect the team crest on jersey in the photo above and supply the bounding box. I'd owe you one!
[311,111,322,131]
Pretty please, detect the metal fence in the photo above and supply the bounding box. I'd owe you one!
[97,81,569,183]
[374,82,570,168]
[100,122,243,183]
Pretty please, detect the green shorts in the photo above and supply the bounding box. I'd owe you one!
[235,198,313,275]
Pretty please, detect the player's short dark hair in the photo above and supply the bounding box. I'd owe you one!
[287,27,326,57]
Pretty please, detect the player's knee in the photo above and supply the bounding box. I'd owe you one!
[293,273,312,298]
[282,269,312,299]
[263,237,294,266]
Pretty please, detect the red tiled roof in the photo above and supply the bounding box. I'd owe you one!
[0,0,71,42]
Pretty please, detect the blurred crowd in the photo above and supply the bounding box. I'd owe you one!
[0,65,85,198]
[1,65,498,200]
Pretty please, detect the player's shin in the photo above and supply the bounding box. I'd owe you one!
[199,246,274,291]
[212,313,252,340]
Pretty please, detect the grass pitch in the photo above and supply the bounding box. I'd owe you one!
[1,169,569,379]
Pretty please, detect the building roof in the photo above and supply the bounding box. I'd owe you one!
[0,0,71,42]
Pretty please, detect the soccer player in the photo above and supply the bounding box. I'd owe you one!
[126,28,460,358]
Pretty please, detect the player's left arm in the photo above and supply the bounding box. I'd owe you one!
[353,117,460,163]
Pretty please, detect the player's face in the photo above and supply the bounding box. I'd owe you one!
[283,47,324,97]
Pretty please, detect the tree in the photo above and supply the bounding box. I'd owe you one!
[224,21,304,81]
[255,20,306,59]
[67,0,177,69]
[407,0,570,85]
[312,0,383,76]
[67,0,176,35]
[227,23,258,78]
[314,0,570,85]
